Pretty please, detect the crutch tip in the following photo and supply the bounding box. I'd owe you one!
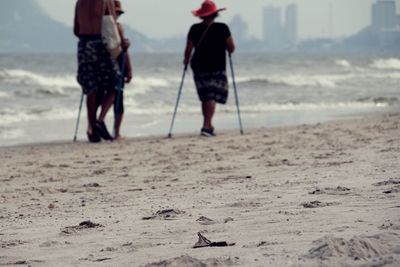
[167,133,172,138]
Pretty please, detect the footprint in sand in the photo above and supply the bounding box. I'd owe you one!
[383,186,400,194]
[309,186,351,195]
[301,201,340,208]
[83,183,101,188]
[373,178,400,186]
[302,232,400,264]
[1,240,26,249]
[196,216,215,225]
[60,221,103,235]
[142,209,185,220]
[372,178,400,194]
[39,240,61,247]
[378,220,400,230]
[144,255,238,267]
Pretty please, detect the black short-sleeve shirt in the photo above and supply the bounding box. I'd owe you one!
[188,22,231,73]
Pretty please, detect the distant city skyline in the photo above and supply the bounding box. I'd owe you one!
[261,4,298,49]
[36,0,400,40]
[372,0,400,30]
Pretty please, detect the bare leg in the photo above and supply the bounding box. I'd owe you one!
[114,113,123,140]
[98,90,115,122]
[86,91,98,134]
[202,100,216,129]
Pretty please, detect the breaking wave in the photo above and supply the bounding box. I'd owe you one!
[130,76,172,95]
[370,58,400,70]
[0,69,78,88]
[236,74,353,88]
[0,108,76,126]
[335,59,351,68]
[0,69,176,96]
[122,99,392,116]
[0,92,10,98]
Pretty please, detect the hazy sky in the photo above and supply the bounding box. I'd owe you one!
[36,0,400,40]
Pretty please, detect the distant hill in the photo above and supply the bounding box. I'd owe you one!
[0,0,252,54]
[0,0,167,54]
[0,0,75,53]
[1,0,397,54]
[115,24,186,53]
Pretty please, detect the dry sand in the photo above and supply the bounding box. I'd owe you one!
[0,112,399,266]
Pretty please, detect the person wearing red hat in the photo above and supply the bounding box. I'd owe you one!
[184,0,235,137]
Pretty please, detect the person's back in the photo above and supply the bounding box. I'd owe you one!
[74,0,116,36]
[189,22,231,73]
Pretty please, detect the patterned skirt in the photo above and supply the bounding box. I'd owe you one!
[193,71,228,104]
[77,36,120,95]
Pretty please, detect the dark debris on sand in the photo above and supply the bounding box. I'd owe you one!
[308,186,351,195]
[61,220,103,235]
[302,201,339,208]
[193,232,235,248]
[373,178,400,186]
[142,209,185,220]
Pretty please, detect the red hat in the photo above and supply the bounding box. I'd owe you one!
[192,0,226,17]
[114,0,124,14]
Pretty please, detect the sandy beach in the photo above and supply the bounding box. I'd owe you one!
[1,112,399,266]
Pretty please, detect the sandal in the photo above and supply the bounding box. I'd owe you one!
[87,131,101,143]
[94,121,113,141]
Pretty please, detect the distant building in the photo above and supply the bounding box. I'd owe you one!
[371,0,398,30]
[263,6,284,49]
[262,4,298,50]
[370,0,400,49]
[285,4,298,45]
[230,14,249,42]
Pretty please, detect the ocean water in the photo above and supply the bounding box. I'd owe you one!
[0,53,399,146]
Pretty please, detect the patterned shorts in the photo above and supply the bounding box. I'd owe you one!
[77,36,120,95]
[194,71,228,104]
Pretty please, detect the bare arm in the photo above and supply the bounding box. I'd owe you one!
[183,39,194,66]
[117,23,132,82]
[73,3,79,37]
[125,52,132,83]
[117,23,130,51]
[226,36,235,55]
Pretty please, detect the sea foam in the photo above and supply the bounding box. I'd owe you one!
[0,69,78,90]
[370,58,400,70]
[236,74,353,88]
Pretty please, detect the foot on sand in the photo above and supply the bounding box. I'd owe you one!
[94,121,113,141]
[201,128,216,137]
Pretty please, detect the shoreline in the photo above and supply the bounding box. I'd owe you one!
[1,111,399,266]
[0,107,393,149]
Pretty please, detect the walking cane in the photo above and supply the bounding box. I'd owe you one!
[73,93,84,142]
[228,54,244,135]
[167,64,188,138]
